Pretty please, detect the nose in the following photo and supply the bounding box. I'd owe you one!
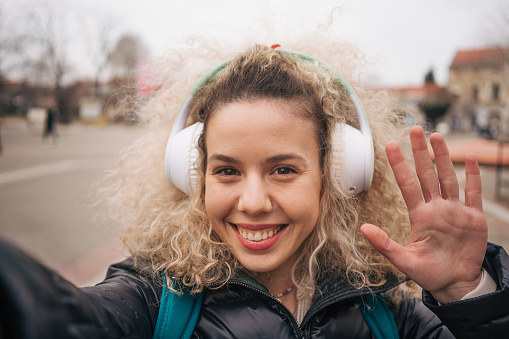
[237,175,272,216]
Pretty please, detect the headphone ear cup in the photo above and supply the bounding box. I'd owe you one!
[165,122,203,194]
[331,124,373,195]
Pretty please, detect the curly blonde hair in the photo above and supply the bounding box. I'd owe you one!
[101,35,421,295]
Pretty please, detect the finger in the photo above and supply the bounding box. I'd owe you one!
[360,224,410,272]
[410,126,440,202]
[386,141,424,211]
[429,133,459,201]
[464,153,483,211]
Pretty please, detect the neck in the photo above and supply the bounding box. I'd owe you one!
[260,253,300,297]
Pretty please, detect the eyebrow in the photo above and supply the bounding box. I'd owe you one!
[207,153,309,165]
[208,154,240,164]
[265,153,308,165]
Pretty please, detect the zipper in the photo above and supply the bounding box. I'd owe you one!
[214,280,305,338]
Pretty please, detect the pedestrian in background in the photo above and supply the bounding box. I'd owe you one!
[42,104,59,143]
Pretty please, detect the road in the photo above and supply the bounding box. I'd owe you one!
[0,117,142,285]
[1,117,508,286]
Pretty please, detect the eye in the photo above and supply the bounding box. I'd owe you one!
[214,167,239,177]
[272,166,296,176]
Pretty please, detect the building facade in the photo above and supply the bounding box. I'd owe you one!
[447,47,509,138]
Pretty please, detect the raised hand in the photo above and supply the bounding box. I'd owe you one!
[361,125,488,303]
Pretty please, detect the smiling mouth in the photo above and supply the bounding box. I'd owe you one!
[230,223,288,242]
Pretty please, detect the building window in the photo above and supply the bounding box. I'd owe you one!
[492,83,500,102]
[472,85,479,102]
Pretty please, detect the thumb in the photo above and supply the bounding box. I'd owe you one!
[360,223,408,271]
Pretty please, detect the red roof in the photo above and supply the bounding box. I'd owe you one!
[450,47,508,69]
[387,82,446,96]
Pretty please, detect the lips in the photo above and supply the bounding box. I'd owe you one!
[233,224,285,241]
[229,223,288,251]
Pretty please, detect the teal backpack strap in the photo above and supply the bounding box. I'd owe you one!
[153,277,395,339]
[359,294,399,339]
[153,276,203,339]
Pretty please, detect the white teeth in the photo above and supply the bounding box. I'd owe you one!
[237,225,285,242]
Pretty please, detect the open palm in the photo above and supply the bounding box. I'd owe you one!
[361,126,488,303]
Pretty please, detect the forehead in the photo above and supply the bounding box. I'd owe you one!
[205,100,320,159]
[206,100,316,136]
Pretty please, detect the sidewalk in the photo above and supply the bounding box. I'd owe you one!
[60,237,127,287]
[0,117,140,287]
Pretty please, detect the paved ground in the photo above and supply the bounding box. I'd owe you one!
[0,117,142,285]
[1,117,508,287]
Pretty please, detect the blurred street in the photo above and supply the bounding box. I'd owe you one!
[1,117,509,287]
[0,117,142,286]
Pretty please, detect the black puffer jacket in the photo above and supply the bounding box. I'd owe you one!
[1,239,508,338]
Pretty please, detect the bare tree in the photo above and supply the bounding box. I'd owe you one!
[485,4,509,69]
[24,1,76,122]
[109,34,148,82]
[81,15,119,98]
[0,7,17,86]
[490,4,509,45]
[1,1,150,124]
[491,4,509,138]
[0,3,32,98]
[0,2,33,153]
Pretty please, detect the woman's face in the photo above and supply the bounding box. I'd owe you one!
[204,99,322,276]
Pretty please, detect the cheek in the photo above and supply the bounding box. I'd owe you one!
[204,181,232,228]
[283,186,321,232]
[297,198,320,229]
[302,179,322,232]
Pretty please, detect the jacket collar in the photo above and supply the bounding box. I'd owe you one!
[227,269,407,302]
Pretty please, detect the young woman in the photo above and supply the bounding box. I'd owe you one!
[1,42,508,338]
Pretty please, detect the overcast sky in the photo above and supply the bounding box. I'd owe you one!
[6,0,509,87]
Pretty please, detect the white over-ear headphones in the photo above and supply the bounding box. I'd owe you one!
[165,50,374,196]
